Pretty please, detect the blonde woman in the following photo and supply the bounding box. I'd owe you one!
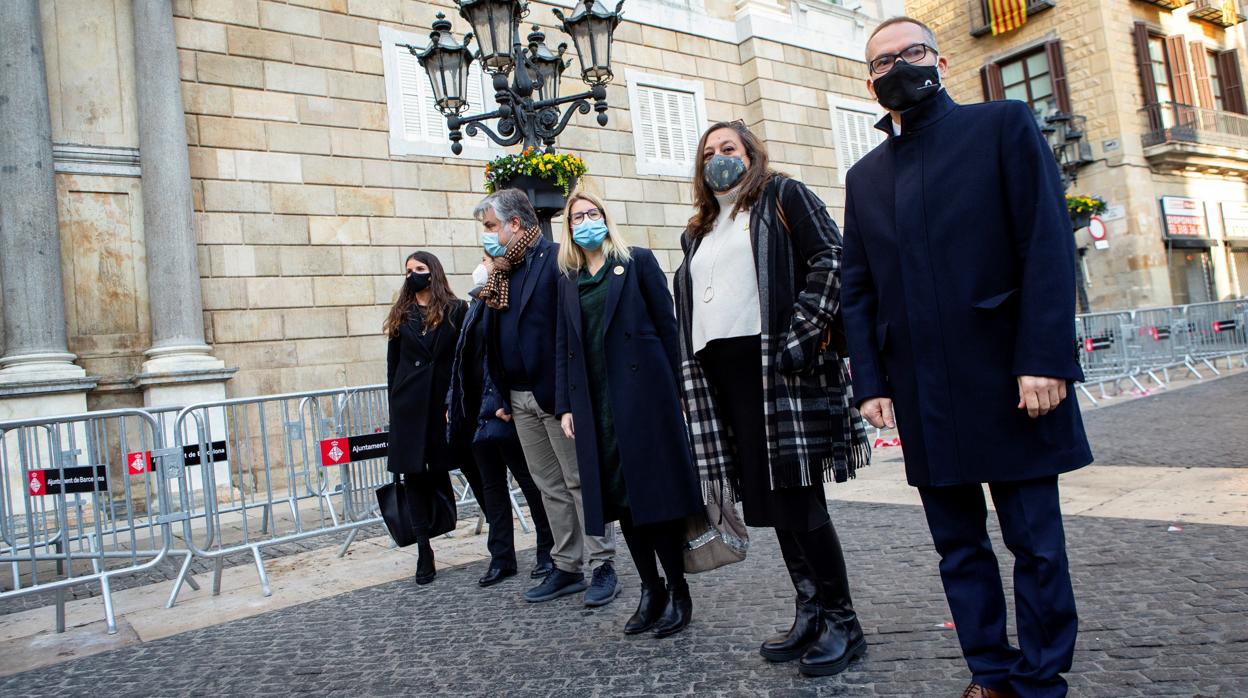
[554,190,703,638]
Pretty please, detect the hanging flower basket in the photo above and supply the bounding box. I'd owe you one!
[1066,193,1107,231]
[484,148,587,196]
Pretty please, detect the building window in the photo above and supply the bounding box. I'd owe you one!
[825,95,886,184]
[379,26,500,160]
[980,40,1071,118]
[1147,36,1174,104]
[626,70,707,178]
[1000,49,1056,118]
[1133,22,1247,115]
[1207,50,1224,111]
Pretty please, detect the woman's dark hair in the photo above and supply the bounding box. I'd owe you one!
[383,251,457,338]
[686,120,777,240]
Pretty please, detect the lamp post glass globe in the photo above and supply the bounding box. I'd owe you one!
[458,0,525,74]
[553,0,624,85]
[415,13,475,116]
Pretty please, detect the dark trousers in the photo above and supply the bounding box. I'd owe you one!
[918,476,1078,698]
[619,513,686,589]
[459,438,554,571]
[698,335,830,532]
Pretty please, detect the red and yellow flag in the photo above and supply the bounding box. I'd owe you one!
[988,0,1028,36]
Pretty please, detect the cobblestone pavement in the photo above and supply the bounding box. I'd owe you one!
[1080,371,1248,468]
[3,499,1245,697]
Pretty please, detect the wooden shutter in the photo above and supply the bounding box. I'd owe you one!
[1045,40,1072,114]
[1133,22,1159,107]
[1166,34,1195,106]
[980,62,1005,101]
[1190,42,1216,109]
[1218,49,1247,114]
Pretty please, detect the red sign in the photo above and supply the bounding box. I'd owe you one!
[320,438,348,466]
[128,451,153,475]
[28,470,46,496]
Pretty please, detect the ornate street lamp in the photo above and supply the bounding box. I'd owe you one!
[405,0,625,156]
[414,13,476,116]
[526,25,569,103]
[1041,111,1095,313]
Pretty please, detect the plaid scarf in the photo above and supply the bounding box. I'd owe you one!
[479,224,541,310]
[675,175,870,499]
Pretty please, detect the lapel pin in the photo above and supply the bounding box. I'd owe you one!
[613,265,624,276]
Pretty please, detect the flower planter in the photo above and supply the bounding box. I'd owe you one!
[1070,210,1092,231]
[496,174,580,220]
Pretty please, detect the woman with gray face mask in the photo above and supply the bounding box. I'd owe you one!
[674,121,872,677]
[446,254,556,587]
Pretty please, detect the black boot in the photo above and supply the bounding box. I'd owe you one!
[760,531,822,662]
[624,578,668,635]
[796,522,866,677]
[651,580,692,638]
[415,537,436,585]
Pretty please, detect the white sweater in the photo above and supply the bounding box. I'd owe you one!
[689,192,762,355]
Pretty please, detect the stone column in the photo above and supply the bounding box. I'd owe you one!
[0,0,96,419]
[131,0,233,406]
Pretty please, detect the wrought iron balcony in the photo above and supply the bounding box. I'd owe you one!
[1140,102,1248,176]
[1189,0,1246,26]
[969,0,1057,37]
[1134,0,1189,9]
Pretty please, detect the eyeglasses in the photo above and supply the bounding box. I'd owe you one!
[570,208,603,225]
[868,43,937,76]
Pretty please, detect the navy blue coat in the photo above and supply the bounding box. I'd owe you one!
[446,295,519,446]
[554,248,703,535]
[841,91,1093,487]
[484,235,562,415]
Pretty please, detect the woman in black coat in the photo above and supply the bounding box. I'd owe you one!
[554,190,703,638]
[385,250,468,585]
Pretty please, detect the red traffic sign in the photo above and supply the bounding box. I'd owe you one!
[1088,215,1108,241]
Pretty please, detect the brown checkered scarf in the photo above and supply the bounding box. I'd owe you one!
[479,224,541,310]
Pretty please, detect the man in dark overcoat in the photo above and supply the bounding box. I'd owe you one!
[841,16,1093,698]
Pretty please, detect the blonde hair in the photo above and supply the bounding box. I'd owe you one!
[557,189,632,275]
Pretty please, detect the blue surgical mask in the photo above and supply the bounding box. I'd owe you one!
[572,219,609,251]
[482,232,507,258]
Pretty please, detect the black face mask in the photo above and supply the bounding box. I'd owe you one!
[406,272,431,293]
[872,62,942,113]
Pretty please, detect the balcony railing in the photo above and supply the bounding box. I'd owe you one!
[1140,102,1248,148]
[1189,0,1246,27]
[969,0,1057,37]
[1134,0,1189,10]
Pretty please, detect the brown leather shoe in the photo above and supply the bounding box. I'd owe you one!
[960,683,1019,698]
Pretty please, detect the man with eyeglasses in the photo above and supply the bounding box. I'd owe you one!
[840,16,1092,698]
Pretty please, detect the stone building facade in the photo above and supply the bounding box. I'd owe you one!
[907,0,1248,312]
[0,0,904,419]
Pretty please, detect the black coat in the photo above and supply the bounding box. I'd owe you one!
[484,236,561,415]
[387,300,469,474]
[841,90,1093,487]
[555,248,703,535]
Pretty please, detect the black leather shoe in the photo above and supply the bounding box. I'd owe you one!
[478,567,517,587]
[651,581,692,638]
[415,539,436,585]
[795,521,866,677]
[761,532,821,662]
[530,561,555,579]
[624,579,667,635]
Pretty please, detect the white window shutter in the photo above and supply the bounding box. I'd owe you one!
[835,106,884,174]
[637,88,658,159]
[635,84,697,168]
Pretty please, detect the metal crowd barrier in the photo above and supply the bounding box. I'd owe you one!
[1075,298,1248,403]
[0,408,189,634]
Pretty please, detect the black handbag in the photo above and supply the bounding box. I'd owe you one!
[376,473,457,547]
